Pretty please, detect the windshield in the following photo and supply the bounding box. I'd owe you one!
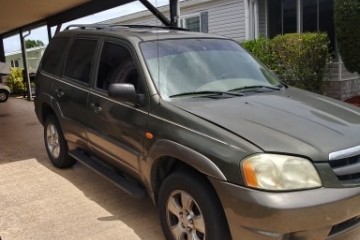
[140,38,281,99]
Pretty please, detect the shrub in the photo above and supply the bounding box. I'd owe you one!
[272,33,331,93]
[334,0,360,73]
[242,33,332,94]
[241,37,275,69]
[7,68,25,94]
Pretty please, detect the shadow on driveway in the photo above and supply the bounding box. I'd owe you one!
[0,98,163,240]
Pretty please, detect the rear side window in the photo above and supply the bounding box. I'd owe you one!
[41,37,69,76]
[65,39,97,84]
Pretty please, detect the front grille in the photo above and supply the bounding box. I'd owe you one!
[329,216,360,236]
[329,155,360,183]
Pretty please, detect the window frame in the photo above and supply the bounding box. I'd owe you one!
[245,0,260,40]
[92,37,148,98]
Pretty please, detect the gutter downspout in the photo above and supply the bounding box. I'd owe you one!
[20,30,32,101]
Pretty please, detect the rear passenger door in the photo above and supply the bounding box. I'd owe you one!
[51,38,98,147]
[87,40,149,175]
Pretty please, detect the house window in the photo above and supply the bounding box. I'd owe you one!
[11,59,19,68]
[268,0,334,49]
[185,16,201,32]
[180,12,208,33]
[283,0,297,34]
[303,0,318,32]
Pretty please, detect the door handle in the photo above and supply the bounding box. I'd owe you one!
[55,88,65,99]
[90,103,102,113]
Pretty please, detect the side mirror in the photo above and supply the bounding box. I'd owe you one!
[108,83,137,103]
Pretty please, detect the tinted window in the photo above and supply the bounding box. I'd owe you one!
[303,0,318,32]
[97,42,142,92]
[41,37,69,76]
[65,39,97,84]
[283,0,297,34]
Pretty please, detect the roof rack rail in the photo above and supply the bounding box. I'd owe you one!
[65,24,188,31]
[65,24,115,30]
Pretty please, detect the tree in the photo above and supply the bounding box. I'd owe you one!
[334,0,360,73]
[25,39,44,49]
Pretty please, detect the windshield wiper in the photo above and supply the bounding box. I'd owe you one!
[169,91,244,98]
[229,85,281,92]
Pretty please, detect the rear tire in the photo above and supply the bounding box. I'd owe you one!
[44,115,76,168]
[0,90,9,102]
[158,170,231,240]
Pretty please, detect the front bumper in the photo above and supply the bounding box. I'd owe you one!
[210,179,360,240]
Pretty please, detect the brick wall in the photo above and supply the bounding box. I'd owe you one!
[325,62,360,100]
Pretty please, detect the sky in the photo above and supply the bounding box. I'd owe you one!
[4,0,170,53]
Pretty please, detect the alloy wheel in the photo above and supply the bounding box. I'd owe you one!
[166,190,206,240]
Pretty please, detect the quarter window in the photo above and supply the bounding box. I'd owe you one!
[41,37,69,76]
[65,39,97,84]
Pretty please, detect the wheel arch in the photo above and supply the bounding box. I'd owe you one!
[41,103,56,124]
[145,139,227,203]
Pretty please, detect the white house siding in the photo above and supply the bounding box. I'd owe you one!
[5,46,46,73]
[105,0,246,41]
[205,0,245,41]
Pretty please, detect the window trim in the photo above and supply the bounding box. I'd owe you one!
[245,0,259,40]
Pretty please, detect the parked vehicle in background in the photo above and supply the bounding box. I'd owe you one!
[34,24,360,240]
[0,83,10,102]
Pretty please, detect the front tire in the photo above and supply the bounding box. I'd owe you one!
[158,170,231,240]
[44,115,76,168]
[0,90,9,102]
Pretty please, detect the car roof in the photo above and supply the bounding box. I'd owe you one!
[55,24,228,42]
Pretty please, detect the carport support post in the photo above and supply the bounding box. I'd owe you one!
[139,0,171,26]
[170,0,180,27]
[20,30,32,101]
[47,23,52,41]
[0,37,5,62]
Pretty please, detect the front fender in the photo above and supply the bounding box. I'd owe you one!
[140,139,227,200]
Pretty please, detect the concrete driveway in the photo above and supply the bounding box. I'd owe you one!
[0,98,164,240]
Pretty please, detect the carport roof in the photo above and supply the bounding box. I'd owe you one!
[0,0,135,37]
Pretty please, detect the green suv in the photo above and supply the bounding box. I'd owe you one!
[35,24,360,240]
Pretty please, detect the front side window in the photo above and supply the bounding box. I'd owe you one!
[65,39,97,84]
[96,42,141,93]
[140,39,281,99]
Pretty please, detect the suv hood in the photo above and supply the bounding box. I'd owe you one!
[171,88,360,161]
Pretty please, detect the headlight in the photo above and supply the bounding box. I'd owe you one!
[241,154,322,191]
